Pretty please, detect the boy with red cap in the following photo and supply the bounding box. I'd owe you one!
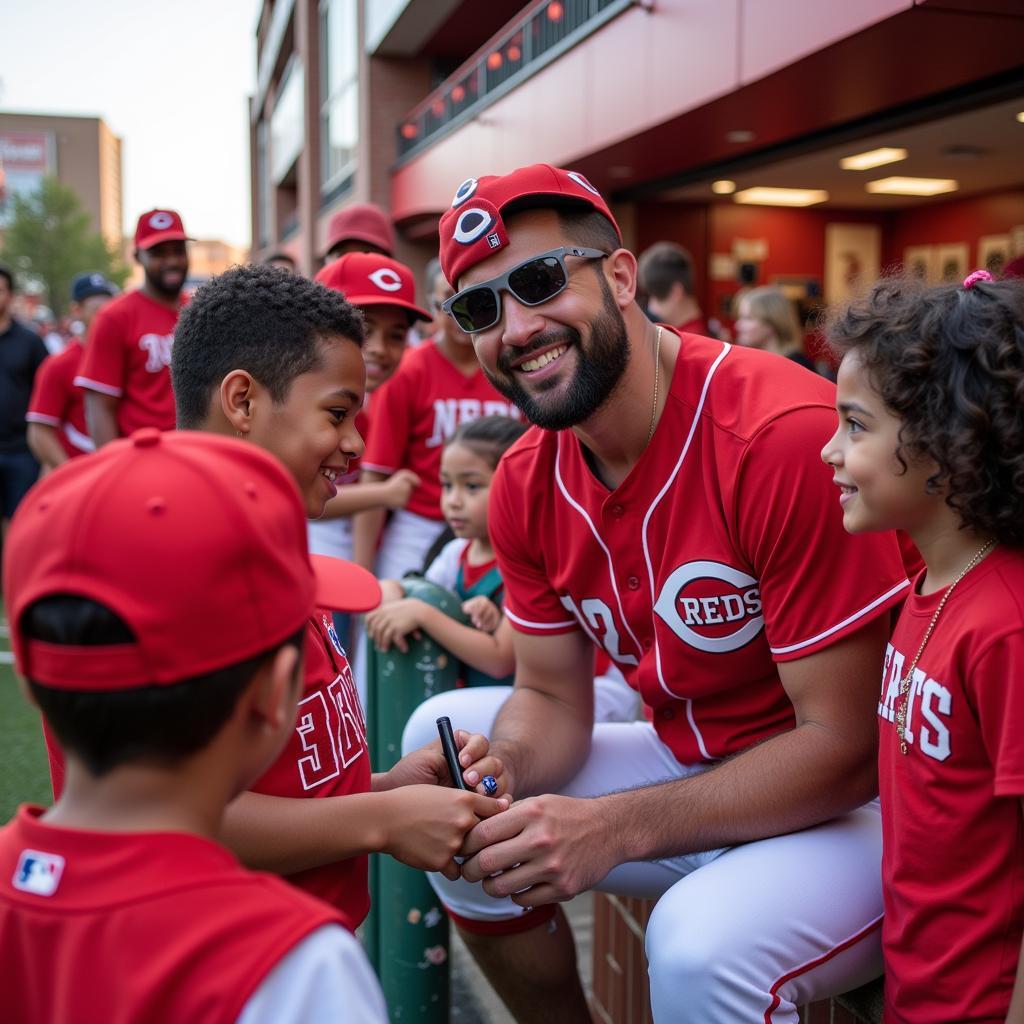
[402,164,909,1023]
[0,429,388,1023]
[322,202,395,263]
[75,209,190,445]
[353,255,521,584]
[170,264,507,933]
[26,272,117,472]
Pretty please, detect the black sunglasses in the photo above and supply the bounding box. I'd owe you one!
[442,246,607,334]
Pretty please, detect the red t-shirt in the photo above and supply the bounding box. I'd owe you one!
[878,547,1024,1023]
[676,316,710,337]
[0,805,340,1024]
[362,338,519,519]
[74,289,182,436]
[250,614,371,929]
[25,340,93,457]
[488,332,908,764]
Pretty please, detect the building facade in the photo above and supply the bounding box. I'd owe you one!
[0,111,123,250]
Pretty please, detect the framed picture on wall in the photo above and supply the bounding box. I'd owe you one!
[825,224,881,303]
[936,244,969,282]
[978,235,1012,277]
[903,246,937,283]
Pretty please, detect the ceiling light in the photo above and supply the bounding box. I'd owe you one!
[711,180,736,195]
[733,187,828,207]
[865,176,958,196]
[839,147,907,171]
[1017,111,1024,123]
[726,129,755,144]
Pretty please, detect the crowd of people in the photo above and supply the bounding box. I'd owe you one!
[1,164,1023,1024]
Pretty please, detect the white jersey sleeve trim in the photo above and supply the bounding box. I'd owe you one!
[236,923,387,1024]
[359,460,397,476]
[504,606,578,631]
[73,375,122,397]
[25,412,61,426]
[769,579,910,656]
[63,423,96,453]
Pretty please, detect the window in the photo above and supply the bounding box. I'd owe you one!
[270,56,305,183]
[320,0,359,192]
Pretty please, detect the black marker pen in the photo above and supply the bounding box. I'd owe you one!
[436,716,469,790]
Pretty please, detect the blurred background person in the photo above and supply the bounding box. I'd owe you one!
[734,285,817,372]
[638,241,710,337]
[322,203,395,264]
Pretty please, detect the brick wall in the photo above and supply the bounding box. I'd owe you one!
[590,894,881,1024]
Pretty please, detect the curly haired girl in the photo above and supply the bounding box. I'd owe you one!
[821,270,1024,1024]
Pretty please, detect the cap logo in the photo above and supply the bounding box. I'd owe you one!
[451,178,478,208]
[90,274,105,287]
[13,849,66,897]
[149,212,174,229]
[367,268,403,292]
[487,232,501,249]
[567,171,601,197]
[453,207,496,246]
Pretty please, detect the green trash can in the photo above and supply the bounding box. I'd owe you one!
[364,578,468,1023]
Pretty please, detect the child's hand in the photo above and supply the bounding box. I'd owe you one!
[382,468,421,509]
[462,595,502,633]
[365,598,425,653]
[385,731,507,797]
[380,785,509,879]
[377,578,406,604]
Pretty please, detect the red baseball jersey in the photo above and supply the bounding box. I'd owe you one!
[250,613,372,929]
[361,338,519,519]
[0,805,340,1024]
[26,340,94,458]
[489,332,908,764]
[74,290,182,436]
[878,546,1024,1023]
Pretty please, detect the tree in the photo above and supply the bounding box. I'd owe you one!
[0,177,129,316]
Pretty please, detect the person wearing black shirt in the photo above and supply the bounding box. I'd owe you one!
[0,264,47,531]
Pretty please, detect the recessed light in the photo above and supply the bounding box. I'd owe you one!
[607,165,633,179]
[839,147,907,171]
[733,187,828,207]
[1017,111,1024,123]
[711,180,736,195]
[726,129,755,144]
[865,176,958,196]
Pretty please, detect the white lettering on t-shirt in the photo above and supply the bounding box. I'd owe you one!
[138,333,174,372]
[425,398,519,448]
[919,678,952,762]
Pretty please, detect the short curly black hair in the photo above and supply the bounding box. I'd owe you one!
[827,274,1024,548]
[172,263,365,429]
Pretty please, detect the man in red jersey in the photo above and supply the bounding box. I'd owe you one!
[1,429,387,1024]
[26,272,116,471]
[75,209,190,444]
[403,164,909,1023]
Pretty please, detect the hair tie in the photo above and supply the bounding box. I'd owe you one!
[963,269,994,290]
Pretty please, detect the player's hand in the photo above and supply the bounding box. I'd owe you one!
[459,794,617,905]
[382,469,421,509]
[380,785,509,880]
[462,596,502,633]
[365,598,425,653]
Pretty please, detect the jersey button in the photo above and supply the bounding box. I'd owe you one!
[659,708,675,721]
[642,637,653,650]
[610,503,625,519]
[627,575,640,590]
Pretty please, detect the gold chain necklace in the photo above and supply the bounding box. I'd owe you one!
[894,538,995,754]
[646,326,663,445]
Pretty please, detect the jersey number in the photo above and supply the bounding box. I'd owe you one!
[559,596,639,667]
[295,671,366,791]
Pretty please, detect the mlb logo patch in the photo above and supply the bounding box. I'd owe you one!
[13,849,65,897]
[323,614,347,658]
[486,232,501,249]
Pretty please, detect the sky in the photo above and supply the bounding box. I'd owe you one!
[1,0,262,248]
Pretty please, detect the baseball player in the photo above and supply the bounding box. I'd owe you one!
[1,429,387,1023]
[26,272,117,472]
[401,164,909,1023]
[75,209,190,445]
[354,257,520,582]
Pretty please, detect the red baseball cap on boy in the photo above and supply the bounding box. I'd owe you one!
[4,429,381,691]
[134,209,191,250]
[438,163,621,287]
[315,253,431,322]
[323,204,395,258]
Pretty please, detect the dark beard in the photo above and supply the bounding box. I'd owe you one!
[484,280,629,431]
[144,266,185,301]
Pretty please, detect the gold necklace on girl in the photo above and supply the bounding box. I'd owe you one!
[894,538,995,754]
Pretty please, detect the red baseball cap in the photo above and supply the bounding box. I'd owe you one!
[134,209,191,250]
[438,164,621,287]
[4,429,381,691]
[315,252,431,322]
[324,203,396,258]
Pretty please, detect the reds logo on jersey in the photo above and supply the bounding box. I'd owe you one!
[654,560,764,654]
[878,642,952,762]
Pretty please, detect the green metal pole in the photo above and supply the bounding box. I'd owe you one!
[366,578,469,1022]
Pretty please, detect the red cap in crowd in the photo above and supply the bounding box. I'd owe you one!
[438,164,621,287]
[324,203,396,258]
[134,209,191,250]
[4,429,381,691]
[315,252,431,322]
